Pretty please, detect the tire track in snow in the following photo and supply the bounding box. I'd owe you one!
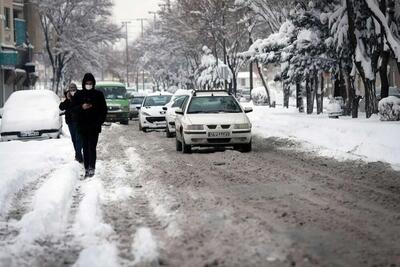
[0,162,82,267]
[95,125,165,266]
[71,177,120,267]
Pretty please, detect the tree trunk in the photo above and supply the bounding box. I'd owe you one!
[296,82,301,108]
[380,50,390,99]
[343,71,353,116]
[317,73,323,114]
[283,83,290,108]
[346,0,375,118]
[306,77,313,114]
[313,71,318,113]
[255,60,270,106]
[296,82,304,112]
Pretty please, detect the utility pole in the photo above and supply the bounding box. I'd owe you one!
[122,21,131,87]
[136,18,148,91]
[248,18,254,100]
[148,11,157,30]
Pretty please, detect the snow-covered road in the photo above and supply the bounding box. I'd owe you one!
[0,119,399,267]
[0,124,170,266]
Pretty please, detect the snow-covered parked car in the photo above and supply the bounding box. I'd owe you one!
[163,89,192,138]
[1,90,62,141]
[175,90,253,153]
[327,97,344,118]
[378,96,400,121]
[138,92,172,132]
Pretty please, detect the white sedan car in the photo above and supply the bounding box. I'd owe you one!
[1,90,62,141]
[138,92,172,132]
[175,90,253,153]
[164,89,192,137]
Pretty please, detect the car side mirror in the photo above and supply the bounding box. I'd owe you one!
[136,106,141,110]
[162,106,168,111]
[175,108,184,115]
[244,107,253,113]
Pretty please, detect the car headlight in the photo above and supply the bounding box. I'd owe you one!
[185,124,204,130]
[234,123,251,129]
[142,111,151,116]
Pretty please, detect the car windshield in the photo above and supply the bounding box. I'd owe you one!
[187,96,242,114]
[172,95,188,108]
[130,97,145,105]
[97,87,127,99]
[143,95,172,106]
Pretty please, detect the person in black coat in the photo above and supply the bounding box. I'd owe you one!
[59,83,83,163]
[72,73,107,178]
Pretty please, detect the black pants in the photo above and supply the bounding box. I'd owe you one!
[80,131,99,170]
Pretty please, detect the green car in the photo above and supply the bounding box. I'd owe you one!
[96,81,130,125]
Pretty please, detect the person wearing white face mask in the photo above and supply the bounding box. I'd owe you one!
[59,83,83,163]
[72,73,107,178]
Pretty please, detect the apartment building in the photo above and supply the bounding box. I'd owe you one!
[0,0,42,107]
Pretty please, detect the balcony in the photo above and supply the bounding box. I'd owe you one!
[0,51,18,67]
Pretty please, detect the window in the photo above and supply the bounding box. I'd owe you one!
[143,95,172,106]
[130,97,145,105]
[172,96,188,108]
[4,8,11,29]
[187,96,242,114]
[97,87,127,99]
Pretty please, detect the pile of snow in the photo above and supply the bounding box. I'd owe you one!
[1,89,61,133]
[378,96,400,121]
[73,180,113,245]
[0,138,73,215]
[248,106,400,169]
[251,87,269,105]
[131,227,159,265]
[17,162,80,242]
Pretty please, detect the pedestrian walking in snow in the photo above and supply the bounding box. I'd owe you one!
[72,73,107,178]
[59,83,83,163]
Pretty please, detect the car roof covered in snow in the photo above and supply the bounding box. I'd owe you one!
[193,90,229,97]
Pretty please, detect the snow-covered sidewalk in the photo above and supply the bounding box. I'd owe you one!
[248,106,400,169]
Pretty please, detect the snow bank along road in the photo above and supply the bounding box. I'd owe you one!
[0,121,400,267]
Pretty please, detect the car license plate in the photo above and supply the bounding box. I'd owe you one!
[208,132,230,138]
[20,131,40,137]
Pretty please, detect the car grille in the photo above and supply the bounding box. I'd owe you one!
[207,138,231,143]
[207,125,231,129]
[146,116,166,123]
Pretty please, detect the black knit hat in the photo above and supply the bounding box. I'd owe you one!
[82,73,96,90]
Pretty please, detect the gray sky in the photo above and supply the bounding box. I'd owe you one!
[112,0,162,40]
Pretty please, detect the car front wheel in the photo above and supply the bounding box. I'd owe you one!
[182,135,192,154]
[166,125,174,138]
[176,138,182,151]
[241,140,252,153]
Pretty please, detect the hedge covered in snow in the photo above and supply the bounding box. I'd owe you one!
[378,96,400,121]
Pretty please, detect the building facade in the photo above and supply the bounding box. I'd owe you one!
[0,0,41,107]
